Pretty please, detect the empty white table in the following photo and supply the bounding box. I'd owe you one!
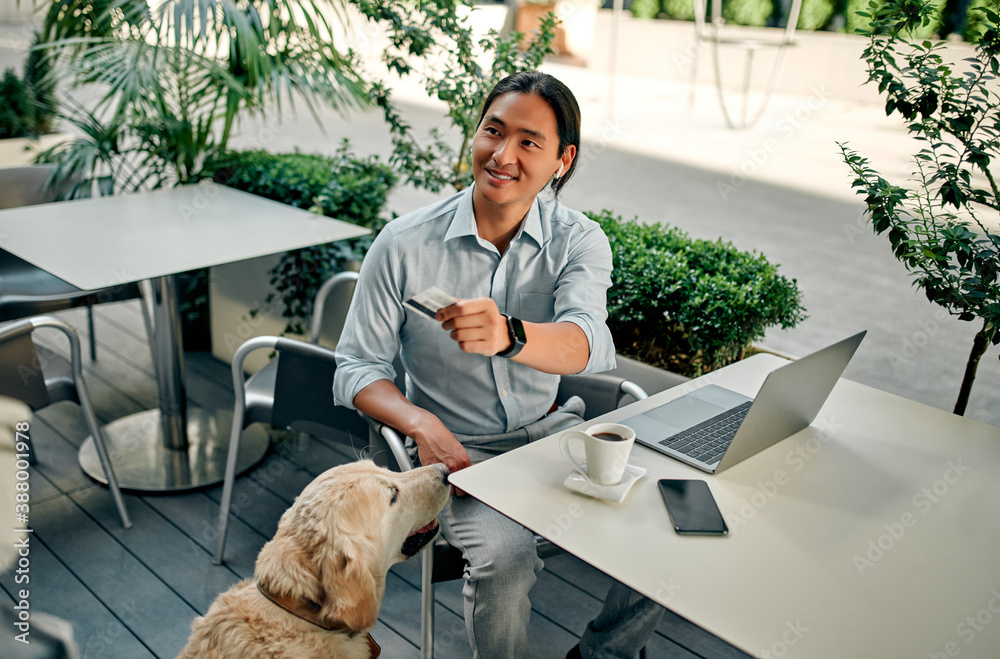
[0,183,368,492]
[450,354,1000,658]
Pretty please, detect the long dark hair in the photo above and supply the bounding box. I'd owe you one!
[477,71,581,197]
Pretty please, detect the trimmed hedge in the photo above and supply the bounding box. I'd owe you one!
[846,0,948,37]
[633,0,983,39]
[724,0,774,26]
[634,0,771,24]
[797,0,837,30]
[588,210,806,377]
[0,31,57,139]
[963,0,996,42]
[0,70,35,139]
[199,142,397,334]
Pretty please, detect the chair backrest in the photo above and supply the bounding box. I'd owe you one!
[309,270,359,348]
[271,339,368,443]
[0,165,60,210]
[0,327,52,409]
[0,317,82,411]
[233,336,369,445]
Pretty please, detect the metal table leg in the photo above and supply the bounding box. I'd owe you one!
[79,274,269,492]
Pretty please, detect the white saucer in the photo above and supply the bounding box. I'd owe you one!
[562,463,647,503]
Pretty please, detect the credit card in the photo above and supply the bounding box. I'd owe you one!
[404,286,458,319]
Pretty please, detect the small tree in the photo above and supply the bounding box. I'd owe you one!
[839,0,1000,415]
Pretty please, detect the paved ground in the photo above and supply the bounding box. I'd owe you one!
[2,13,997,427]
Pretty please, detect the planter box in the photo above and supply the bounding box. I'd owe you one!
[210,254,299,375]
[0,134,72,168]
[209,254,357,374]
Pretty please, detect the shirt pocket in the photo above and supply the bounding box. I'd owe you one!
[517,291,555,324]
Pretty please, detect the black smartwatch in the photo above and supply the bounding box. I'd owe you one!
[497,314,527,358]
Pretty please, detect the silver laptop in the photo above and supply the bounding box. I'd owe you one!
[622,331,866,473]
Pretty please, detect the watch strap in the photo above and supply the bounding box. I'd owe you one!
[497,314,526,358]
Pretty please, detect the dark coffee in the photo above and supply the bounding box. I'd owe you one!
[592,432,627,442]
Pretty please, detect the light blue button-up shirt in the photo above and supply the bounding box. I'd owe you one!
[333,185,616,437]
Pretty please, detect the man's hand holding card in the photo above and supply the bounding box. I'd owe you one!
[404,286,459,320]
[405,287,511,357]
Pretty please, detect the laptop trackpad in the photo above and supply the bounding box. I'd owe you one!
[646,395,727,429]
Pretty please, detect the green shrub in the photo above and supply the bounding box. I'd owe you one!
[588,210,806,377]
[724,0,774,26]
[199,142,397,334]
[845,0,946,37]
[663,0,697,21]
[798,0,837,29]
[0,32,58,139]
[0,69,33,139]
[631,0,661,19]
[845,0,882,34]
[23,31,57,136]
[900,0,947,38]
[962,0,996,42]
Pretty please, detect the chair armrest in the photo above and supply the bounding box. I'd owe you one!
[557,373,649,421]
[363,413,416,472]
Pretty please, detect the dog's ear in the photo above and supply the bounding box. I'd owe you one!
[316,542,381,632]
[255,533,324,603]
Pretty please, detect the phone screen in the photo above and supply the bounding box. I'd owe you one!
[658,479,728,535]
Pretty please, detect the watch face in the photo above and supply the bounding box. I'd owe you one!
[510,316,527,344]
[498,314,526,358]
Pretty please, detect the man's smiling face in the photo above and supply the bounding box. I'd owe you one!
[471,91,572,217]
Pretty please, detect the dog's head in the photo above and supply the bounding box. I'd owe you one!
[254,460,451,632]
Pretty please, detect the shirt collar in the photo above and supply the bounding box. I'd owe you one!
[444,185,547,249]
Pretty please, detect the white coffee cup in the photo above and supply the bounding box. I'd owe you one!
[559,423,637,486]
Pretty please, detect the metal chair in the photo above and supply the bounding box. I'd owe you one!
[0,316,131,529]
[213,271,362,564]
[367,372,653,658]
[0,165,151,361]
[689,0,803,129]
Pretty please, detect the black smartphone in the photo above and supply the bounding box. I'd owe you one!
[658,479,728,536]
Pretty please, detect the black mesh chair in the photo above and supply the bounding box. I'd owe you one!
[213,272,362,564]
[0,316,131,529]
[0,165,151,361]
[367,371,664,658]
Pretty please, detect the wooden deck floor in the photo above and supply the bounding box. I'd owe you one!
[1,300,751,659]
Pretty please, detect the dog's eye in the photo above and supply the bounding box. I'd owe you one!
[389,485,399,505]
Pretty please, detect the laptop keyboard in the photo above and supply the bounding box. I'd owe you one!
[658,401,753,465]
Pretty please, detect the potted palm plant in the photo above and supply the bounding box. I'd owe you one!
[31,0,426,348]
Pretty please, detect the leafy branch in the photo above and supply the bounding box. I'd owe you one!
[356,0,558,192]
[840,0,1000,415]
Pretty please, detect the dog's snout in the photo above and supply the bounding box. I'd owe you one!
[433,463,450,483]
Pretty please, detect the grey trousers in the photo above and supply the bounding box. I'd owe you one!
[437,398,665,659]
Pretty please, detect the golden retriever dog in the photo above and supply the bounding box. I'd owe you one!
[177,460,450,659]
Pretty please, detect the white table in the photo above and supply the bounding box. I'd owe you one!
[450,354,1000,658]
[0,184,368,492]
